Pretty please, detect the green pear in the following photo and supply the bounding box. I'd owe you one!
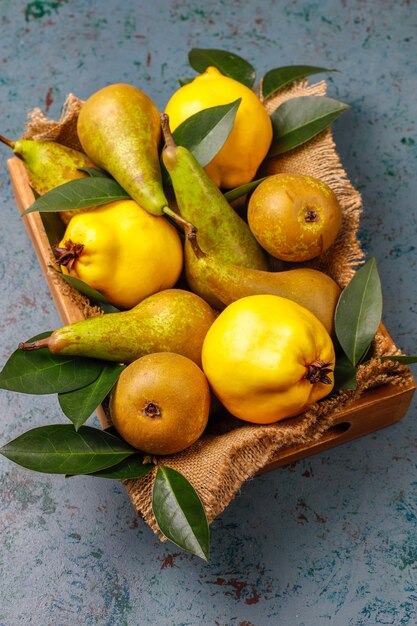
[160,114,268,307]
[77,83,169,216]
[184,224,341,336]
[0,134,94,195]
[18,289,217,368]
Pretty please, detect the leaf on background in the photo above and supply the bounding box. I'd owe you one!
[0,333,105,395]
[23,177,129,215]
[333,353,358,390]
[188,48,256,88]
[172,100,241,168]
[335,257,383,367]
[224,177,268,203]
[68,454,153,479]
[0,425,135,475]
[262,65,337,99]
[152,465,210,561]
[49,266,115,307]
[268,95,350,156]
[58,363,125,430]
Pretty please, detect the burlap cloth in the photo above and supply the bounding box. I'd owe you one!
[22,81,414,539]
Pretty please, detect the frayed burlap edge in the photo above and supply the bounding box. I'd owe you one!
[21,82,414,540]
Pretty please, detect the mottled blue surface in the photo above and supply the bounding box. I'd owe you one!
[0,1,416,624]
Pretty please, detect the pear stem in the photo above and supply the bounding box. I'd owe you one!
[18,337,50,351]
[0,134,15,149]
[162,205,193,231]
[160,113,176,148]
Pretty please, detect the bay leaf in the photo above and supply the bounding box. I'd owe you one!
[268,95,349,156]
[152,465,210,561]
[335,257,383,366]
[0,424,135,475]
[178,77,193,86]
[172,99,241,168]
[262,65,337,99]
[68,454,153,479]
[333,353,358,390]
[0,333,104,395]
[224,177,267,203]
[188,48,256,88]
[379,355,417,364]
[49,266,112,305]
[58,364,125,430]
[78,166,111,177]
[23,177,129,215]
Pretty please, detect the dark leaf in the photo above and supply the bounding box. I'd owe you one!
[335,258,383,366]
[78,167,111,178]
[224,177,268,203]
[188,48,256,88]
[58,364,125,430]
[23,177,129,215]
[333,353,358,390]
[379,355,417,364]
[178,77,194,87]
[49,266,113,305]
[68,454,153,479]
[0,333,104,395]
[262,65,337,99]
[172,100,241,168]
[0,425,135,474]
[152,465,210,561]
[268,95,349,156]
[40,212,65,248]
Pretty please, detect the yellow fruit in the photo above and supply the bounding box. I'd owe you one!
[109,352,211,455]
[164,66,273,189]
[202,294,335,424]
[55,199,183,309]
[247,174,342,262]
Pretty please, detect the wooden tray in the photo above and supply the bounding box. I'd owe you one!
[8,157,416,471]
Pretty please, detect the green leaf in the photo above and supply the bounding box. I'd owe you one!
[172,100,241,168]
[268,95,350,156]
[333,353,358,390]
[262,65,337,99]
[58,364,125,430]
[0,425,135,474]
[224,177,268,203]
[379,355,417,364]
[335,258,383,366]
[178,77,194,87]
[0,333,105,395]
[23,177,129,215]
[78,167,111,178]
[40,212,65,248]
[152,465,210,561]
[188,48,256,88]
[68,454,153,479]
[48,266,113,305]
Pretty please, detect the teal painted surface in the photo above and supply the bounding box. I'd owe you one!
[0,1,416,624]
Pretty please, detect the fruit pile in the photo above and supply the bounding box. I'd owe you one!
[4,50,408,559]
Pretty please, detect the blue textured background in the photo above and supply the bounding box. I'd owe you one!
[0,1,416,624]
